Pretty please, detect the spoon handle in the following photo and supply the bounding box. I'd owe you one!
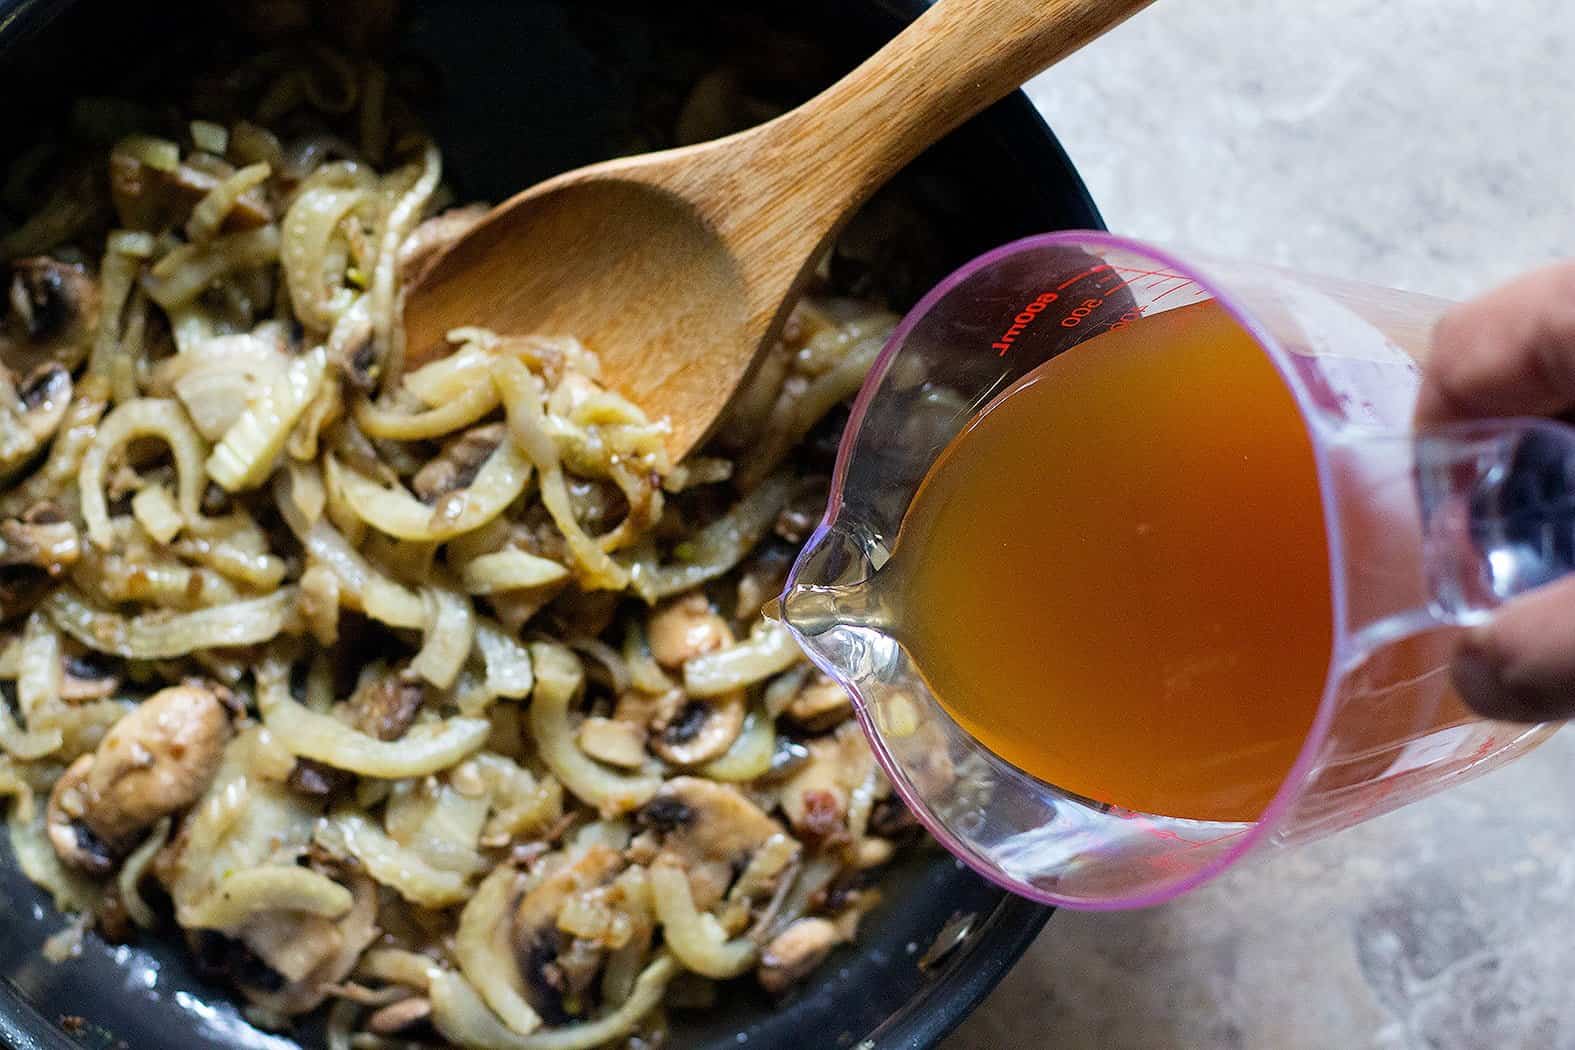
[770,0,1153,217]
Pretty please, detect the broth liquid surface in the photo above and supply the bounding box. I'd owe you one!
[887,300,1332,822]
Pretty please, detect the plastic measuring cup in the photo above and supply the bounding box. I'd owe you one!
[779,231,1573,910]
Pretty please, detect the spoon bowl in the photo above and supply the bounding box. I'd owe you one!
[404,0,1154,460]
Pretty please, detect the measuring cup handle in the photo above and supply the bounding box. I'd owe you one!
[1417,418,1575,620]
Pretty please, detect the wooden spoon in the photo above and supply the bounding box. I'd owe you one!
[404,0,1152,460]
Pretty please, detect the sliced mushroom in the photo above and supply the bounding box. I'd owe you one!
[60,650,121,702]
[89,682,232,835]
[286,757,354,798]
[778,721,875,843]
[649,692,746,767]
[46,756,117,874]
[756,917,841,995]
[784,674,853,733]
[0,364,71,477]
[0,259,98,374]
[412,423,505,503]
[760,737,812,783]
[0,501,79,575]
[646,593,732,669]
[638,777,793,910]
[109,151,271,234]
[514,845,625,1016]
[0,569,51,626]
[515,846,625,935]
[48,682,233,871]
[345,667,425,742]
[613,688,685,736]
[576,716,648,769]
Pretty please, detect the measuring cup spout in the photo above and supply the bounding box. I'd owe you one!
[1332,418,1575,664]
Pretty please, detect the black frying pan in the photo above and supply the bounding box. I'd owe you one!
[0,1,1099,1045]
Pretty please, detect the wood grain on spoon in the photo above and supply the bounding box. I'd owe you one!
[404,0,1153,460]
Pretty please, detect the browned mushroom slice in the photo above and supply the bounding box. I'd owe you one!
[638,777,794,911]
[345,667,426,742]
[0,501,79,575]
[778,721,876,844]
[0,364,71,478]
[756,917,842,995]
[576,716,648,769]
[649,693,746,767]
[645,593,732,669]
[514,845,625,1017]
[411,423,506,503]
[59,649,120,702]
[47,682,233,871]
[109,151,272,234]
[783,674,853,733]
[46,755,117,874]
[0,259,98,375]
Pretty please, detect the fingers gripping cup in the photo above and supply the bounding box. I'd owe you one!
[778,231,1570,909]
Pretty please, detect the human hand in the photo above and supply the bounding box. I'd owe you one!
[1415,261,1575,722]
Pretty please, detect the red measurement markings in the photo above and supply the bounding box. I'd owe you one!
[991,290,1060,355]
[1058,296,1105,329]
[1055,263,1111,291]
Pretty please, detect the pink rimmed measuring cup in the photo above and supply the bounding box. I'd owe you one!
[779,231,1572,909]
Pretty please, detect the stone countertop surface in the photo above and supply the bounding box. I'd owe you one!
[943,2,1574,1048]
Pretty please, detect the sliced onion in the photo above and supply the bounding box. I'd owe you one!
[682,620,801,698]
[282,185,368,330]
[627,473,793,601]
[460,549,569,594]
[162,331,288,440]
[699,706,775,782]
[16,612,62,722]
[649,863,756,978]
[274,471,425,629]
[45,588,298,659]
[527,641,659,816]
[410,587,474,690]
[182,866,354,931]
[455,865,541,1036]
[330,442,530,542]
[78,398,211,549]
[429,956,677,1050]
[403,344,494,404]
[142,226,281,309]
[257,661,488,778]
[117,817,171,929]
[494,357,626,588]
[207,346,327,492]
[353,376,497,440]
[314,812,470,908]
[475,620,534,700]
[186,161,271,243]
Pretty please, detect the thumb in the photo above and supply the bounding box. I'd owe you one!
[1452,572,1575,722]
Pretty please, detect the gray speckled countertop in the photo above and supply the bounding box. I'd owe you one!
[944,2,1575,1047]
